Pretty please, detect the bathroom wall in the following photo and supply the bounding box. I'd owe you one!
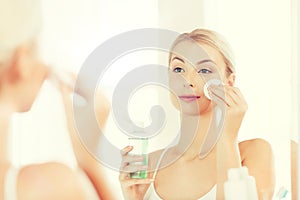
[10,0,294,198]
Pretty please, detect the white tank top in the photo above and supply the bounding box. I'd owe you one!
[143,148,216,200]
[4,167,19,200]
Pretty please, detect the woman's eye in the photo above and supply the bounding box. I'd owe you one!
[198,68,212,74]
[173,67,185,73]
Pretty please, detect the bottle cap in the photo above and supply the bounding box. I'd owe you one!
[228,168,242,180]
[228,167,252,180]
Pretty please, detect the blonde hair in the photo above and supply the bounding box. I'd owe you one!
[0,0,41,64]
[169,29,235,76]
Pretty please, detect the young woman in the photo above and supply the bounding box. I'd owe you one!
[119,29,275,200]
[0,0,115,199]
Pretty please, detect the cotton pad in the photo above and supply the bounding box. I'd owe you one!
[203,79,223,100]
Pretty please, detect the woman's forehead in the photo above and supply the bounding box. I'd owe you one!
[170,40,210,64]
[170,40,226,69]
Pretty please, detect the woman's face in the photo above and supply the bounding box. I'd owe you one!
[168,40,229,116]
[18,43,47,112]
[0,44,47,112]
[21,59,47,111]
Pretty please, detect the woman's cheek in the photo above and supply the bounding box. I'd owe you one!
[169,92,180,110]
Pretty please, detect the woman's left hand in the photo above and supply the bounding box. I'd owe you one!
[208,84,248,141]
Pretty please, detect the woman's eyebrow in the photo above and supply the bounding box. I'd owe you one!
[171,56,185,63]
[197,59,216,65]
[171,57,215,66]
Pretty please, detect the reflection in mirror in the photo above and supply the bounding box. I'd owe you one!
[160,0,293,199]
[3,0,296,199]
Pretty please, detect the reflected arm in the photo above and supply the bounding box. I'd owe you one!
[60,82,117,200]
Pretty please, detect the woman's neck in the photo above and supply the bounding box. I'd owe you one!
[175,111,216,161]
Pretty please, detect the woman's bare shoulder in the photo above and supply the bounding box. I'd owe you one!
[238,139,275,197]
[239,138,273,153]
[18,162,87,200]
[238,138,274,164]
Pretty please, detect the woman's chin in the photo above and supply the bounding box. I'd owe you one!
[180,107,201,116]
[18,102,34,113]
[179,102,213,116]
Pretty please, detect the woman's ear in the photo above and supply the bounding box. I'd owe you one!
[8,43,35,82]
[227,73,236,86]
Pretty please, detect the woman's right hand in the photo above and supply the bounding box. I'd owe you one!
[119,146,154,200]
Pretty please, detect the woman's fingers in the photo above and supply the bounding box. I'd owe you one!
[231,87,247,105]
[223,86,248,110]
[209,91,228,109]
[121,178,154,187]
[121,164,148,173]
[209,85,246,108]
[209,85,233,107]
[120,155,146,172]
[119,163,149,184]
[120,146,133,170]
[121,146,133,156]
[121,146,146,164]
[122,154,145,164]
[119,170,129,181]
[120,145,147,173]
[208,85,248,122]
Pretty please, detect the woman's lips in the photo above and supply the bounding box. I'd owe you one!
[179,95,200,102]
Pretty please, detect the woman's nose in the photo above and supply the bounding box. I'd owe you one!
[183,71,198,88]
[184,82,194,88]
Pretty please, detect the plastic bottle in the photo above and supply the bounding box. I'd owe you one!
[224,167,258,200]
[129,121,148,179]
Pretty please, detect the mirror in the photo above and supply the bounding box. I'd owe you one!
[8,0,296,199]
